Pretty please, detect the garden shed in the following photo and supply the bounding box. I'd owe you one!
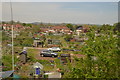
[60,54,71,64]
[19,51,27,64]
[0,70,14,78]
[31,62,43,78]
[33,40,44,47]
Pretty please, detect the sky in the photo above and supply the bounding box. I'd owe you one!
[1,1,119,25]
[1,0,120,2]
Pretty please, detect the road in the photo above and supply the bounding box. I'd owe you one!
[23,47,48,50]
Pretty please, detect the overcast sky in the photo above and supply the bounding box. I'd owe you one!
[1,0,120,2]
[2,1,118,24]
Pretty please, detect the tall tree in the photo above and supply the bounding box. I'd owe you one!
[66,24,74,31]
[63,24,120,78]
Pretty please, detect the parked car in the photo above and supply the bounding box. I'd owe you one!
[40,50,58,57]
[47,47,61,52]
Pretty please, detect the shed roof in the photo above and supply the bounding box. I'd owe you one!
[0,70,14,78]
[60,54,70,57]
[33,62,43,69]
[19,51,27,55]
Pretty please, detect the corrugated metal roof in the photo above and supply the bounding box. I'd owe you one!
[0,71,14,78]
[19,51,27,55]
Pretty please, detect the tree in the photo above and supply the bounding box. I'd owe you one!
[16,21,21,24]
[63,24,120,78]
[26,24,32,27]
[66,24,74,31]
[22,23,26,26]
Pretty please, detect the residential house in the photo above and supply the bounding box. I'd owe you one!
[76,25,90,36]
[2,23,32,31]
[2,24,11,31]
[40,26,72,35]
[76,26,83,36]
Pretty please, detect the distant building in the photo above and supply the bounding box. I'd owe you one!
[76,25,90,36]
[2,24,11,31]
[40,26,72,35]
[76,26,83,36]
[1,23,31,31]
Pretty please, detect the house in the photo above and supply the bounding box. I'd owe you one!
[2,24,11,31]
[76,25,90,36]
[2,23,32,31]
[40,26,72,35]
[76,26,83,36]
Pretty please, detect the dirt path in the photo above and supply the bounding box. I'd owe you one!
[24,47,48,50]
[35,48,57,61]
[25,47,85,60]
[71,54,85,58]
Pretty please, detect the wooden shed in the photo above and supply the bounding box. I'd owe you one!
[19,51,27,64]
[0,70,14,78]
[60,54,71,64]
[31,62,43,78]
[33,40,44,47]
[47,39,61,47]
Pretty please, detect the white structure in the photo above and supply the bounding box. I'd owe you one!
[33,62,43,69]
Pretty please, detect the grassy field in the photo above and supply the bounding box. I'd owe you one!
[27,49,55,71]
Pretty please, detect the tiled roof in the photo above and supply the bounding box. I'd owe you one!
[40,26,72,34]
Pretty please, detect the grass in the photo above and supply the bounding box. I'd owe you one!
[16,47,82,74]
[27,49,38,62]
[54,58,62,69]
[2,54,19,71]
[0,31,2,42]
[59,37,69,48]
[43,64,54,71]
[36,60,54,71]
[27,49,55,71]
